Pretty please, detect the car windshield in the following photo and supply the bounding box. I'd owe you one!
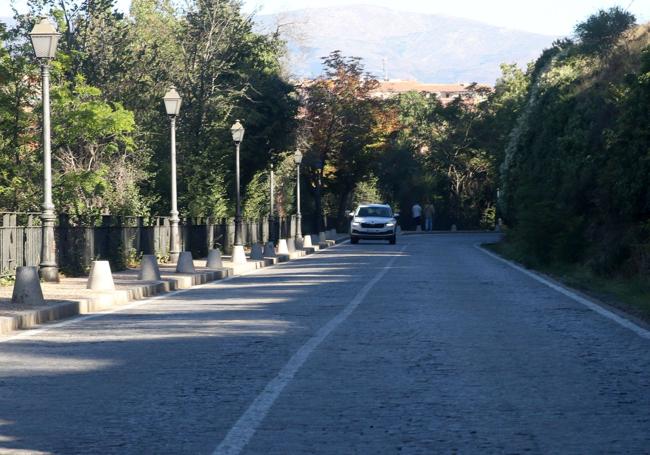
[357,207,392,218]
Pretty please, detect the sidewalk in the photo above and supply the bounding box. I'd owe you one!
[0,235,349,337]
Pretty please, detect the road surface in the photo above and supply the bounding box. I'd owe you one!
[0,234,649,454]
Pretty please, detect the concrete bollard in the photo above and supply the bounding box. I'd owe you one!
[11,266,45,305]
[263,241,276,257]
[232,245,247,265]
[277,239,289,255]
[302,235,313,248]
[206,249,223,268]
[87,261,115,291]
[326,229,336,241]
[451,224,457,232]
[287,238,296,253]
[319,232,327,243]
[176,251,196,273]
[138,255,161,281]
[250,243,264,260]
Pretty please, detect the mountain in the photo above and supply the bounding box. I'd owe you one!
[256,5,558,84]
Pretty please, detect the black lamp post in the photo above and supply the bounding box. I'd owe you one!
[294,150,303,241]
[30,18,61,282]
[315,159,324,239]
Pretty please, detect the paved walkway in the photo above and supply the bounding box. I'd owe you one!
[0,234,649,454]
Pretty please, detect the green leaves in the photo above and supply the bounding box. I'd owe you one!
[501,17,650,276]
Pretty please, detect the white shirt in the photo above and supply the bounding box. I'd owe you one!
[412,204,422,218]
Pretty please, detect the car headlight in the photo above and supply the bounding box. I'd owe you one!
[352,222,361,227]
[386,222,395,227]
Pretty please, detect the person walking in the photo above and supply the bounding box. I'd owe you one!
[424,202,435,231]
[411,202,422,231]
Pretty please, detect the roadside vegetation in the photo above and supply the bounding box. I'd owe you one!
[494,8,650,312]
[0,0,298,223]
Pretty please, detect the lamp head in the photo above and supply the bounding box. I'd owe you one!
[231,120,245,143]
[29,18,60,60]
[163,86,182,116]
[294,150,303,165]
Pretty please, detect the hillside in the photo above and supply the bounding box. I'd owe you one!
[256,5,558,84]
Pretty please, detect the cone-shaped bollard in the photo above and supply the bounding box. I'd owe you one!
[11,266,45,305]
[176,251,196,273]
[263,241,276,257]
[87,261,115,291]
[302,235,313,248]
[319,232,327,243]
[287,238,296,253]
[206,249,223,268]
[138,255,161,281]
[250,243,264,260]
[277,239,289,255]
[232,245,247,264]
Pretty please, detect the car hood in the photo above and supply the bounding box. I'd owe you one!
[353,217,395,223]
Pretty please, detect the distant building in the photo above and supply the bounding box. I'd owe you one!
[370,80,491,105]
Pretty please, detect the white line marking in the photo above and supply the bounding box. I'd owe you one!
[212,245,407,455]
[0,239,351,343]
[475,244,650,340]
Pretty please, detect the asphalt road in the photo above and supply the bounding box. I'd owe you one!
[0,234,649,454]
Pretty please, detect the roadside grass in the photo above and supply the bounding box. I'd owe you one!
[484,241,650,323]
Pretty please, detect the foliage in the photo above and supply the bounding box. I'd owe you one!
[0,0,296,224]
[351,175,382,207]
[300,50,389,226]
[242,169,270,219]
[574,7,636,55]
[0,19,41,211]
[50,75,153,218]
[500,13,650,278]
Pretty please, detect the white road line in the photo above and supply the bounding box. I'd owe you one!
[0,240,351,344]
[476,244,650,340]
[212,245,407,455]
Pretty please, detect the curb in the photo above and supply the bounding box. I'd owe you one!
[0,235,350,337]
[475,243,650,339]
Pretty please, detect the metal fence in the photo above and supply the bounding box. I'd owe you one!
[0,212,337,276]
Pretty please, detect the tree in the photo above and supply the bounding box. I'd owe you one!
[575,7,636,55]
[51,75,151,218]
[301,50,386,226]
[0,20,41,211]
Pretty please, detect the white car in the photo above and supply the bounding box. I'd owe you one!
[349,204,398,244]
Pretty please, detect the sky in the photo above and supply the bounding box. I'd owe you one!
[2,0,649,36]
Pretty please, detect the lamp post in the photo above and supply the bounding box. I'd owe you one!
[231,120,246,264]
[263,162,277,258]
[30,18,61,282]
[315,159,324,237]
[496,188,502,232]
[163,86,182,262]
[269,162,276,243]
[294,150,303,242]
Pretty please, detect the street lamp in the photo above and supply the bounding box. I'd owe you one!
[263,162,277,258]
[294,149,303,242]
[269,162,276,242]
[163,86,182,262]
[231,120,246,264]
[315,159,326,243]
[30,18,61,282]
